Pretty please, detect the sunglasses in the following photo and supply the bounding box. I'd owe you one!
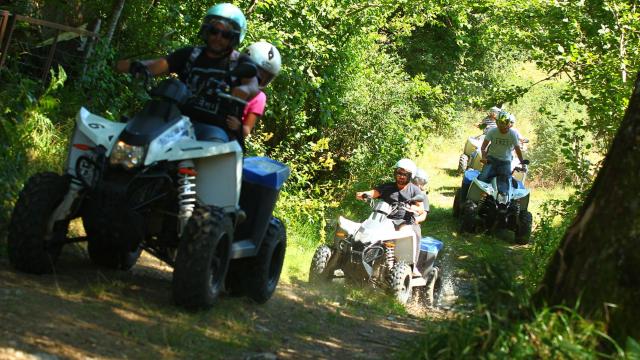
[395,170,410,177]
[205,24,235,40]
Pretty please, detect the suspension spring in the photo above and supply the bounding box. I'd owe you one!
[177,161,197,221]
[385,244,395,269]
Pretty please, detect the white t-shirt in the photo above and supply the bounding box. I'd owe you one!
[485,127,520,161]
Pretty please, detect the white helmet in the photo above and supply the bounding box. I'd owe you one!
[508,114,516,124]
[489,106,501,115]
[394,158,417,179]
[243,41,281,88]
[412,168,428,188]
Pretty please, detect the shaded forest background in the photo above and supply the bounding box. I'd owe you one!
[1,0,639,357]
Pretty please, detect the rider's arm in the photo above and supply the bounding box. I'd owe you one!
[480,138,490,158]
[514,145,524,163]
[232,77,259,100]
[243,112,260,137]
[356,189,380,200]
[115,58,170,76]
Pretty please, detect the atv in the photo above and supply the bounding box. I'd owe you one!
[7,65,290,309]
[308,194,443,306]
[458,135,484,174]
[453,162,532,244]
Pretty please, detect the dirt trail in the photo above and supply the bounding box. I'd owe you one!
[0,138,481,360]
[0,246,448,360]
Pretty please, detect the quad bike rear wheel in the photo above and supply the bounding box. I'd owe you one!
[83,213,142,270]
[458,154,469,173]
[452,188,462,218]
[422,266,442,307]
[8,172,69,274]
[389,261,413,305]
[172,206,233,309]
[308,244,334,283]
[227,217,287,303]
[86,235,142,271]
[515,210,533,244]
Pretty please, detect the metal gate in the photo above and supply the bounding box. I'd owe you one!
[0,10,100,82]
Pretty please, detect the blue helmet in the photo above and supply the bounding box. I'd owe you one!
[202,3,247,47]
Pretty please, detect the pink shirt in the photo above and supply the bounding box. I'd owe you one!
[242,91,267,124]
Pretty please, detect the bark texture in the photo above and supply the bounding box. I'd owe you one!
[536,72,640,341]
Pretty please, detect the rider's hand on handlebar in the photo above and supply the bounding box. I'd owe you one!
[356,192,369,200]
[129,61,151,80]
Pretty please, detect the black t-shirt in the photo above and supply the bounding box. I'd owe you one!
[374,182,425,224]
[166,47,251,128]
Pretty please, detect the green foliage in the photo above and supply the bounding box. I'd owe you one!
[77,41,143,119]
[0,66,70,237]
[400,260,627,359]
[497,0,640,151]
[525,192,584,292]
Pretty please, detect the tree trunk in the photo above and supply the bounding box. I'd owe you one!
[105,0,126,46]
[535,72,640,341]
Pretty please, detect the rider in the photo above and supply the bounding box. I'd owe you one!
[478,110,527,194]
[411,168,430,225]
[478,106,501,135]
[226,41,282,138]
[356,159,425,273]
[115,3,259,142]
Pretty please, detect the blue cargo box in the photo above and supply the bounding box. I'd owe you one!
[243,157,290,190]
[420,236,443,255]
[462,169,480,186]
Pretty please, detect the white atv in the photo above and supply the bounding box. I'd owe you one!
[7,69,290,309]
[309,194,443,306]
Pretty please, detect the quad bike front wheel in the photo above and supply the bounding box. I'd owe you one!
[460,201,478,234]
[308,244,334,283]
[515,210,533,244]
[458,154,469,173]
[227,217,287,304]
[389,261,413,305]
[172,206,233,309]
[8,172,70,274]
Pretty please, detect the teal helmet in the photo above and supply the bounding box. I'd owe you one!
[202,3,247,47]
[496,110,511,125]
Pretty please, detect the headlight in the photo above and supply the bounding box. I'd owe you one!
[335,228,348,240]
[109,141,145,169]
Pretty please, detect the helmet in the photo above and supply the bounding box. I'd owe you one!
[489,106,501,116]
[496,110,511,125]
[202,3,247,47]
[412,168,428,188]
[394,158,417,179]
[243,41,282,88]
[508,114,516,124]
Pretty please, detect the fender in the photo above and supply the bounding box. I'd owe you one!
[76,107,126,154]
[468,178,495,202]
[65,108,126,178]
[338,216,361,236]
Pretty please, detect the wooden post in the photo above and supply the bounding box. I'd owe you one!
[81,19,101,79]
[0,12,16,69]
[0,11,9,51]
[42,31,60,83]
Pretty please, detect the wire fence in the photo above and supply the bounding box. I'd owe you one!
[0,10,100,83]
